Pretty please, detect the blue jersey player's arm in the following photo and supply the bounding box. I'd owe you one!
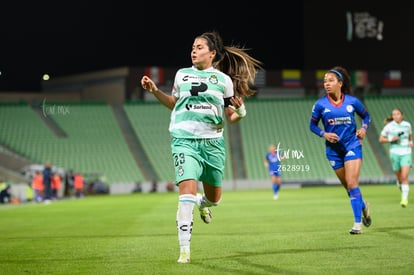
[309,102,325,137]
[354,99,371,129]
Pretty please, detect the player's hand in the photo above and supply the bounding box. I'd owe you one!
[356,128,367,139]
[141,76,158,93]
[229,96,243,108]
[229,96,246,117]
[325,132,339,143]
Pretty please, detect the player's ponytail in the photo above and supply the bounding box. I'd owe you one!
[198,31,263,98]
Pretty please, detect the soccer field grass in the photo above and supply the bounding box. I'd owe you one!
[1,184,413,274]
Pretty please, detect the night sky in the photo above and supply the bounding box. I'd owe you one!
[0,1,304,91]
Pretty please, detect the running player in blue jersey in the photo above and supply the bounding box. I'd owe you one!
[264,144,284,200]
[309,66,372,234]
[141,31,262,263]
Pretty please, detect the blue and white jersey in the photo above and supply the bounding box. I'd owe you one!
[265,152,282,175]
[169,66,234,139]
[310,93,371,152]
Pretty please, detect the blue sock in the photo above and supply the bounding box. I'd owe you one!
[349,187,363,223]
[273,184,280,194]
[347,190,366,210]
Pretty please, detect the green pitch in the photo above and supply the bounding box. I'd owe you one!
[1,184,413,274]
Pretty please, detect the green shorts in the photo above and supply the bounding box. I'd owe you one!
[390,153,412,171]
[171,137,225,187]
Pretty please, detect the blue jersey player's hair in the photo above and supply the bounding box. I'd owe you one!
[328,66,351,94]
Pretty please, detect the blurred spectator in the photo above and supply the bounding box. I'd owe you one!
[73,172,84,198]
[51,173,62,200]
[0,182,11,204]
[94,182,109,194]
[132,182,142,193]
[32,171,44,202]
[150,180,158,193]
[25,182,34,203]
[42,161,53,202]
[64,170,74,198]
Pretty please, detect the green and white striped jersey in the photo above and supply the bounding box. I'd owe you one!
[169,66,234,139]
[380,120,412,155]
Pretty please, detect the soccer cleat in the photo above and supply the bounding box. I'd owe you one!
[401,199,408,208]
[349,222,362,235]
[273,193,279,200]
[177,251,190,263]
[349,228,362,235]
[197,193,212,224]
[199,207,212,224]
[362,201,371,227]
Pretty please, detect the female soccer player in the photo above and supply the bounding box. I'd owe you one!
[264,144,284,200]
[141,31,262,263]
[309,66,372,234]
[379,108,413,207]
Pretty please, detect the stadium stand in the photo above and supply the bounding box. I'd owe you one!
[0,102,145,184]
[124,102,174,182]
[1,93,413,192]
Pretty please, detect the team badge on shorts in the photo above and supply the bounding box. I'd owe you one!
[178,166,184,177]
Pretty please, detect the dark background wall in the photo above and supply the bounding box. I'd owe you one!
[303,1,413,71]
[0,1,304,91]
[0,1,412,91]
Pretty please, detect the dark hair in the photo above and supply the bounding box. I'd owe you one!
[197,31,263,98]
[328,66,351,94]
